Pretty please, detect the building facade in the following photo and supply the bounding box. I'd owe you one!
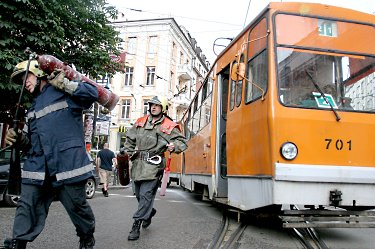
[107,18,209,151]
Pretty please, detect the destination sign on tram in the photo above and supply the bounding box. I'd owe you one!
[318,20,338,37]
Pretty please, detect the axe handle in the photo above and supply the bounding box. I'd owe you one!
[159,153,171,196]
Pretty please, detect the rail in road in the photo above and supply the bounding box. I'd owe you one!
[207,212,247,249]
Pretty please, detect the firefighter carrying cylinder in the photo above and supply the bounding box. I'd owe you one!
[36,54,119,111]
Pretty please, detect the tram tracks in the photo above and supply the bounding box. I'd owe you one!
[290,227,329,249]
[206,209,329,249]
[206,208,332,249]
[206,203,373,249]
[208,212,247,249]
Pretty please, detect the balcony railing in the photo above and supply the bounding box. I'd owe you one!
[171,93,190,108]
[177,64,192,80]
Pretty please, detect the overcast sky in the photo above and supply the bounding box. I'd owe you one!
[107,0,374,64]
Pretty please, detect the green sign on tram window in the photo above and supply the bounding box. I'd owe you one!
[318,20,338,37]
[313,92,338,109]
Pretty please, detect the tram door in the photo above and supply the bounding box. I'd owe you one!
[215,67,229,197]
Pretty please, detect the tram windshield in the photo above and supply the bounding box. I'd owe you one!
[275,14,375,112]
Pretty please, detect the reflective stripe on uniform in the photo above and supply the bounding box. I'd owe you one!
[21,163,93,181]
[27,101,68,119]
[22,170,45,180]
[26,111,35,119]
[56,163,93,181]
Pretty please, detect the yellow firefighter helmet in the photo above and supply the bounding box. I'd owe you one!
[148,95,168,114]
[10,60,46,84]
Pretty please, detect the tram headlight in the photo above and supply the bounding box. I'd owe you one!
[280,142,298,160]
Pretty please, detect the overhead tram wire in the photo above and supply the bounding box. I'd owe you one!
[117,7,242,27]
[243,0,252,28]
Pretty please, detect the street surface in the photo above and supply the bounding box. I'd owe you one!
[0,184,374,248]
[0,184,221,249]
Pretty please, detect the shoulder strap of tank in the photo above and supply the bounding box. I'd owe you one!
[160,116,181,135]
[135,115,149,128]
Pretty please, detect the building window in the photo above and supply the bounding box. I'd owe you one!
[171,42,176,64]
[170,71,174,91]
[148,36,157,57]
[180,51,184,64]
[124,67,133,86]
[127,37,137,58]
[146,66,155,85]
[121,99,131,119]
[143,99,150,115]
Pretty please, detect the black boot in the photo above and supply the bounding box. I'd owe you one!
[79,235,95,249]
[128,220,142,240]
[3,238,27,249]
[102,188,109,197]
[142,208,157,228]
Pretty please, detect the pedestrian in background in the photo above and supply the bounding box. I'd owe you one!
[124,95,187,241]
[4,60,97,249]
[96,142,116,197]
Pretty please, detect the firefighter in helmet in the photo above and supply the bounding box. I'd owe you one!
[10,60,47,95]
[4,60,97,249]
[148,95,169,115]
[124,95,187,241]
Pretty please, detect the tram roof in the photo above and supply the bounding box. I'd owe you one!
[213,2,374,66]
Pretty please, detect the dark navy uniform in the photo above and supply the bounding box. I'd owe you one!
[12,82,98,243]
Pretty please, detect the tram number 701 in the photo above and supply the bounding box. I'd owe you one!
[325,138,352,151]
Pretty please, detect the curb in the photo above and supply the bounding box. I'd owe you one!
[107,185,129,190]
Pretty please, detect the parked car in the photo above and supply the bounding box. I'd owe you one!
[85,152,100,199]
[0,149,23,207]
[0,150,100,207]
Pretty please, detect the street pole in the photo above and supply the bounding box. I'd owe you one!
[92,102,98,150]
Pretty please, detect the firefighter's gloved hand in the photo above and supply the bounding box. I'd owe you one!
[166,143,175,152]
[48,69,78,95]
[5,128,28,146]
[48,69,66,89]
[5,128,17,146]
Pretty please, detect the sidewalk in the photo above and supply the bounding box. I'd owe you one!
[107,184,129,190]
[106,177,133,190]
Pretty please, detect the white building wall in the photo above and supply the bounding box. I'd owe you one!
[107,18,209,151]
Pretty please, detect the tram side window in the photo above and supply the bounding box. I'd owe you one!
[187,115,194,137]
[245,50,268,103]
[200,77,213,128]
[236,54,244,107]
[190,91,201,134]
[192,108,200,134]
[184,110,191,140]
[230,61,237,110]
[200,94,212,129]
[201,80,208,102]
[245,17,268,104]
[222,76,229,120]
[189,78,214,135]
[193,96,199,113]
[188,101,196,137]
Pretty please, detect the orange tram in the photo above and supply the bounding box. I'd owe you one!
[168,2,375,227]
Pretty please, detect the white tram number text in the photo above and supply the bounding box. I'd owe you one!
[325,139,352,151]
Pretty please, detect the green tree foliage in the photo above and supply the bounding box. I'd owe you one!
[0,0,123,112]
